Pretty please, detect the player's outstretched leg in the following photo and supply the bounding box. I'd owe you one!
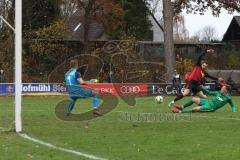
[179,97,200,110]
[181,106,201,113]
[172,106,201,113]
[91,90,102,116]
[181,106,216,113]
[172,99,194,113]
[182,99,194,108]
[93,94,102,116]
[171,97,201,113]
[168,89,190,108]
[168,92,183,108]
[67,98,77,115]
[93,94,99,108]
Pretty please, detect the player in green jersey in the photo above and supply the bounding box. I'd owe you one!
[171,84,237,113]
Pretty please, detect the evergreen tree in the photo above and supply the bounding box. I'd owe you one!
[117,0,152,40]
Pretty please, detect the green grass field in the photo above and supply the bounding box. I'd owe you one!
[1,96,240,160]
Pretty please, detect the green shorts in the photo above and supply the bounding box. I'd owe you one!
[199,99,215,112]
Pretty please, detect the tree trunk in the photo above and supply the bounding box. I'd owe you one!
[83,12,91,54]
[163,0,175,82]
[82,0,96,54]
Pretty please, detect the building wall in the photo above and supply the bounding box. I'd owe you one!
[148,15,164,42]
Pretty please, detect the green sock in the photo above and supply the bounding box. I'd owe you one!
[183,100,194,108]
[181,109,193,113]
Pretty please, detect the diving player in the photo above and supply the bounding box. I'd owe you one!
[171,84,237,113]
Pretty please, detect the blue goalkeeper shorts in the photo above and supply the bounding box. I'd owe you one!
[67,86,94,99]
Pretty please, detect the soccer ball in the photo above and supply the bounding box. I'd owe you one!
[90,79,99,83]
[155,95,163,103]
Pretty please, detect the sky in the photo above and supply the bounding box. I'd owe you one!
[183,10,240,40]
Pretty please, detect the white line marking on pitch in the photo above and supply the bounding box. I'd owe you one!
[192,115,240,121]
[18,133,108,160]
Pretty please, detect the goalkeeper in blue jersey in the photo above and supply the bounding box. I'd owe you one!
[65,59,102,116]
[171,84,237,113]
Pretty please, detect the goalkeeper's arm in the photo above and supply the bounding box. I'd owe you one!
[228,98,237,112]
[78,78,98,84]
[78,77,88,85]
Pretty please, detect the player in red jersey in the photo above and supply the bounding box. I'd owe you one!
[169,49,218,108]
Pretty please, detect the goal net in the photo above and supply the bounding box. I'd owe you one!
[0,0,22,132]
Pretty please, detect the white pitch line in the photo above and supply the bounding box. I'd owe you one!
[192,115,240,121]
[18,133,108,160]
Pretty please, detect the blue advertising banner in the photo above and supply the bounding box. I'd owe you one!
[0,83,66,95]
[1,83,239,96]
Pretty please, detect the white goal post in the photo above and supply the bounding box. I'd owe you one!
[15,0,22,132]
[0,1,22,132]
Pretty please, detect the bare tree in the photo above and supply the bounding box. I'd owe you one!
[0,0,14,80]
[190,32,201,42]
[61,0,78,18]
[173,0,240,16]
[200,25,217,42]
[192,25,217,42]
[146,0,162,14]
[0,0,14,32]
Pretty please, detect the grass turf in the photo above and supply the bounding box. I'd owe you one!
[1,96,240,160]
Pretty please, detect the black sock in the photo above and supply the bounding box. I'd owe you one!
[174,93,184,102]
